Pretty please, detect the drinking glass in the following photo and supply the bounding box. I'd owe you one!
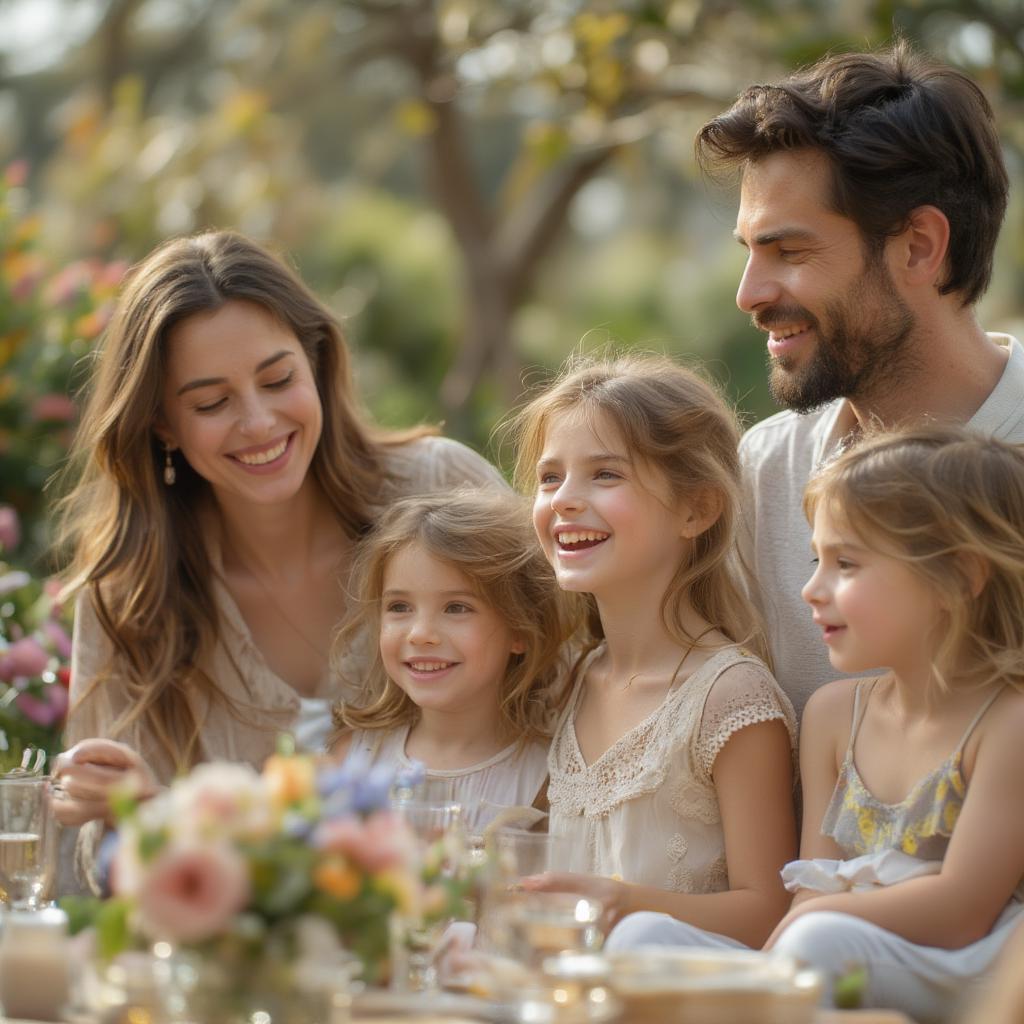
[487,892,604,972]
[0,776,54,910]
[391,799,466,992]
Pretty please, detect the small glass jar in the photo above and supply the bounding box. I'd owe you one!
[511,953,621,1024]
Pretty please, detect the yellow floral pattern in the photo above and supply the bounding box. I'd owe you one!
[829,750,968,859]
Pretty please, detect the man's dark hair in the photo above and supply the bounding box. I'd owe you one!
[696,40,1008,306]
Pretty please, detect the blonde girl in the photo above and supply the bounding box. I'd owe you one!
[512,353,797,949]
[774,427,1024,1023]
[330,489,578,832]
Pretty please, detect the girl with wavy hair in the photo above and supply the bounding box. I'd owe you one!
[330,488,578,832]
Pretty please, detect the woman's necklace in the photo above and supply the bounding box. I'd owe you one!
[220,535,336,664]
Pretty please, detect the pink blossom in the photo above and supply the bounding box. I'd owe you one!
[5,161,29,188]
[29,394,77,423]
[313,810,415,873]
[134,842,250,944]
[41,620,72,659]
[0,637,50,680]
[0,506,19,552]
[14,685,68,727]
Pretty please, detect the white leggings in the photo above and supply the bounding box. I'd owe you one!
[606,909,1013,1024]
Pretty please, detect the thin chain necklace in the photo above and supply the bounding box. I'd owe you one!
[621,625,718,691]
[221,538,335,664]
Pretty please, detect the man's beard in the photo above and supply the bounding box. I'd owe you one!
[761,262,917,415]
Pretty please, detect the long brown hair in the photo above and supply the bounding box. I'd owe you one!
[332,489,579,745]
[510,352,768,665]
[58,230,430,772]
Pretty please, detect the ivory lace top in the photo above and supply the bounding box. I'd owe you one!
[547,644,796,891]
[66,435,506,782]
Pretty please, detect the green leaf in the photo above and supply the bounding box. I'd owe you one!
[95,898,132,961]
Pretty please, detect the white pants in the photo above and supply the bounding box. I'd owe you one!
[605,911,748,953]
[609,907,1021,1024]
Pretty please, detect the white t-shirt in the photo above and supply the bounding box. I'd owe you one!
[739,334,1024,720]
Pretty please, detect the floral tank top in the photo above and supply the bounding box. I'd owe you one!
[822,679,1003,861]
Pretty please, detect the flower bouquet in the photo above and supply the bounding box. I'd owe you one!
[64,746,469,1021]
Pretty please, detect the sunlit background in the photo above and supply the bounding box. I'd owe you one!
[1,0,1022,559]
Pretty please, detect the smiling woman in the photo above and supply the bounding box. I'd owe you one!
[50,231,504,862]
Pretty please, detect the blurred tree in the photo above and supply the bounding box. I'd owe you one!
[0,0,1021,448]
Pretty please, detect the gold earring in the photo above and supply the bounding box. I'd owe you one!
[163,443,176,486]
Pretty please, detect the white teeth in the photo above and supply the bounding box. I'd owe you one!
[236,438,288,465]
[558,530,609,545]
[770,325,810,341]
[409,661,452,672]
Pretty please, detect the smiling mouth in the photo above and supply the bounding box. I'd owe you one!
[406,660,457,673]
[232,435,291,466]
[556,530,609,552]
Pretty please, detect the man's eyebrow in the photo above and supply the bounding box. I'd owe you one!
[176,350,293,396]
[733,227,818,247]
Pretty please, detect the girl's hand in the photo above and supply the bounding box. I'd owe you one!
[52,738,158,827]
[520,870,632,931]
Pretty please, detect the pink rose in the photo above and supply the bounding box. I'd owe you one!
[134,842,250,944]
[14,685,68,727]
[0,637,50,681]
[41,620,72,659]
[314,810,415,873]
[0,506,19,552]
[29,394,77,423]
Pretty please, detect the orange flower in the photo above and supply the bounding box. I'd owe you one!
[262,753,316,807]
[313,856,361,900]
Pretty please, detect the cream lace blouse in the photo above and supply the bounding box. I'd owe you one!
[547,645,796,892]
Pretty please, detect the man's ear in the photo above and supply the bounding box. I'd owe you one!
[680,488,723,540]
[893,205,950,289]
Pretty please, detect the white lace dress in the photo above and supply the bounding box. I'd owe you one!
[547,645,796,891]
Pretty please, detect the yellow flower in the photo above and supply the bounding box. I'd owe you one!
[262,753,316,807]
[314,857,361,900]
[375,868,420,917]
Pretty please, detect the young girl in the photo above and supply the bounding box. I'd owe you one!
[511,353,798,949]
[329,488,578,834]
[773,427,1024,1023]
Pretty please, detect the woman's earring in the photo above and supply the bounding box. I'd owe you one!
[163,443,176,486]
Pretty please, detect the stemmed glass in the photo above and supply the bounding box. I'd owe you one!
[390,796,466,993]
[0,775,55,910]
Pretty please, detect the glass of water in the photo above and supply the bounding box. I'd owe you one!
[0,776,54,910]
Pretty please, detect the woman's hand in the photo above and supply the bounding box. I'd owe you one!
[52,738,158,827]
[520,871,633,931]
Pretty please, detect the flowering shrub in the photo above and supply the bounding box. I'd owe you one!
[0,504,72,772]
[0,161,126,562]
[67,748,467,984]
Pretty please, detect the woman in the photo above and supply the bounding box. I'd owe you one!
[54,230,504,829]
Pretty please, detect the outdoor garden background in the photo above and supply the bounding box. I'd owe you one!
[0,0,1022,766]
